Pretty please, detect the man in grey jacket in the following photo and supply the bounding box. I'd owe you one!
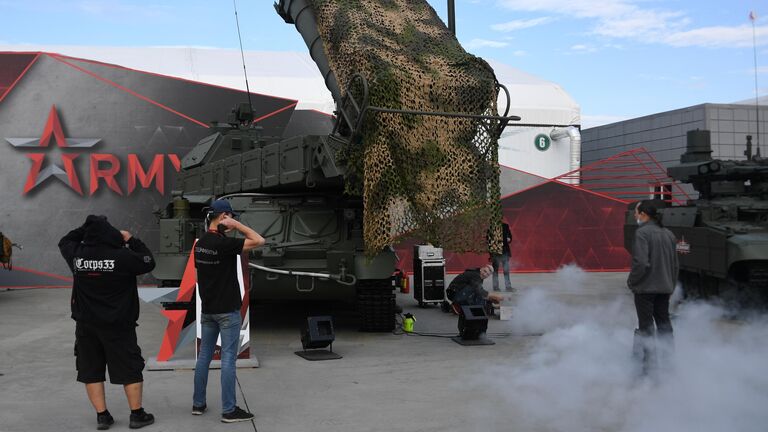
[628,200,679,375]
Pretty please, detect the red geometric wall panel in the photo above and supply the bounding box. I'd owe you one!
[502,181,629,271]
[395,179,630,273]
[0,53,39,103]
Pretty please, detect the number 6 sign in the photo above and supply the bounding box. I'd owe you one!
[534,134,551,151]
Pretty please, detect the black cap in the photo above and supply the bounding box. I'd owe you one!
[209,199,238,217]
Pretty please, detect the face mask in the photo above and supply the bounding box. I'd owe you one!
[636,219,644,225]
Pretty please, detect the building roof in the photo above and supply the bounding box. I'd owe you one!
[733,94,768,105]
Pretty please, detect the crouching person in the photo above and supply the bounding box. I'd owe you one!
[59,215,156,430]
[446,264,505,335]
[446,264,505,312]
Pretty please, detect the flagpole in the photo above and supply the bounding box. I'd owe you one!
[752,11,761,156]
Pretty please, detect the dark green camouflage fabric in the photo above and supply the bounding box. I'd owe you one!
[310,0,503,255]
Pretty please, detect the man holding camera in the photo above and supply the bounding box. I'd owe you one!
[192,199,265,423]
[59,215,156,430]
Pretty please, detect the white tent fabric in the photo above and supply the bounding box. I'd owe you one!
[0,45,336,113]
[1,45,581,178]
[0,45,579,122]
[489,59,580,126]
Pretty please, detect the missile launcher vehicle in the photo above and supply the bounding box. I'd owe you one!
[152,0,516,330]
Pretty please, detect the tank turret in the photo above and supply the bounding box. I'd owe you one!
[625,129,768,305]
[667,130,768,200]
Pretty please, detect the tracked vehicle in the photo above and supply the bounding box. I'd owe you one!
[152,0,514,330]
[625,130,768,305]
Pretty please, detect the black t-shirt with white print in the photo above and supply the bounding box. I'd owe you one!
[194,231,245,314]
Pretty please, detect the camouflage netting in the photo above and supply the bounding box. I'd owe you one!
[310,0,503,255]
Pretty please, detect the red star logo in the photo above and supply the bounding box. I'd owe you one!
[5,105,100,195]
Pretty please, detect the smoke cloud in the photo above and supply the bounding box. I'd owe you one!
[475,265,768,432]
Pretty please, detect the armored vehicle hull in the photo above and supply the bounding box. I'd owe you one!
[624,130,768,305]
[155,188,398,331]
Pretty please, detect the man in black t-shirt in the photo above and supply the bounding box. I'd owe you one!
[192,199,264,423]
[59,215,156,430]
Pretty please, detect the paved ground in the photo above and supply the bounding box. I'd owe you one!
[1,270,766,432]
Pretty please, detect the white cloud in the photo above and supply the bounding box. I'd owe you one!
[664,25,768,48]
[512,50,527,56]
[496,0,669,21]
[465,38,510,49]
[492,17,554,32]
[570,44,597,53]
[496,0,768,49]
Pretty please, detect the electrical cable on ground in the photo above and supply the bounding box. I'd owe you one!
[236,376,258,432]
[393,313,541,338]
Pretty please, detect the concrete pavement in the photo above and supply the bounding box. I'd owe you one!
[1,271,720,432]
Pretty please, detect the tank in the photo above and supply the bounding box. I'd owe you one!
[152,0,515,331]
[625,130,768,305]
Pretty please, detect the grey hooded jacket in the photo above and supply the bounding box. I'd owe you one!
[627,221,679,294]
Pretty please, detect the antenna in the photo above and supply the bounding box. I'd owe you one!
[750,11,761,157]
[233,0,254,117]
[447,0,456,35]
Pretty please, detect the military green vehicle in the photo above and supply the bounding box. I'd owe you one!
[625,129,768,305]
[152,0,515,331]
[153,102,398,331]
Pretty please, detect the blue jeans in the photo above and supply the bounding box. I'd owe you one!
[491,253,512,291]
[193,310,241,414]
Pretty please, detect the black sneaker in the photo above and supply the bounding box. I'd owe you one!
[96,411,114,430]
[129,408,155,429]
[221,406,254,423]
[192,404,207,415]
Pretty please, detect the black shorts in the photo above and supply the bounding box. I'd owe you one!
[74,322,145,385]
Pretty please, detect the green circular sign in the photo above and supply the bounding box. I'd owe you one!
[534,134,551,152]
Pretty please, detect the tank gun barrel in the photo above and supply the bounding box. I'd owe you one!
[667,129,768,199]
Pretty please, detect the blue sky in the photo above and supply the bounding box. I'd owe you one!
[1,0,766,127]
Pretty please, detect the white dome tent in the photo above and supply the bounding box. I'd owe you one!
[0,45,581,179]
[489,60,581,182]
